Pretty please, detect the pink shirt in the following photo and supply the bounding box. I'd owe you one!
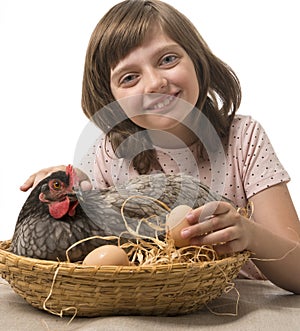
[79,115,290,279]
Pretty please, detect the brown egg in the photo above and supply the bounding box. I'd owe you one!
[166,205,193,247]
[82,245,130,266]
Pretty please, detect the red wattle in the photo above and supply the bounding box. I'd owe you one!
[49,197,70,219]
[68,201,79,216]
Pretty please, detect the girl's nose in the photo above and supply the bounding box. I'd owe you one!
[144,69,168,93]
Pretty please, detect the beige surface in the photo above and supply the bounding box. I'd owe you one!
[0,278,299,331]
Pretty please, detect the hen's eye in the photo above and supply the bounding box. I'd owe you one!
[52,180,62,190]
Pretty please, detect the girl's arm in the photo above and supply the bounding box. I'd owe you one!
[248,183,300,293]
[181,182,300,294]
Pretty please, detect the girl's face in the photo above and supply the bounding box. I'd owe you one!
[110,25,199,144]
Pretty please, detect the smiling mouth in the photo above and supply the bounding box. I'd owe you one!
[152,95,175,109]
[145,93,180,112]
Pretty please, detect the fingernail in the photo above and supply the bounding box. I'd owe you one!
[19,185,26,191]
[181,228,190,238]
[185,212,193,220]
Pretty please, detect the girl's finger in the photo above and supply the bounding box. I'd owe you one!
[20,175,35,192]
[181,215,225,239]
[189,227,237,246]
[80,180,92,191]
[186,201,233,223]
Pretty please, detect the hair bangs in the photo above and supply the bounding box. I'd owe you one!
[103,2,158,69]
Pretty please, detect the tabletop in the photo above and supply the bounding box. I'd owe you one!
[1,278,299,331]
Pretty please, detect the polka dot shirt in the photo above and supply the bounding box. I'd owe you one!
[78,115,290,280]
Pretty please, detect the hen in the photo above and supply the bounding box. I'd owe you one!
[9,165,230,262]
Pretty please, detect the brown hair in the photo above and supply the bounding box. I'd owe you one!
[81,0,241,174]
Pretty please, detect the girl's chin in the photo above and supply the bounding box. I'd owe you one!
[131,115,181,130]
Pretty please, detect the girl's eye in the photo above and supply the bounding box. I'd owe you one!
[120,74,137,86]
[161,54,178,66]
[52,180,62,190]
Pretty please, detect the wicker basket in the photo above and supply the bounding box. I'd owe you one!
[0,240,249,317]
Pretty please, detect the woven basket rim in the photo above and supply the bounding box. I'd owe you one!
[0,239,250,273]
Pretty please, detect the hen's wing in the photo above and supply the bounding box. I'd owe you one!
[77,173,230,240]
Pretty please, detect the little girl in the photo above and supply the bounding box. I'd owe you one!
[20,0,300,293]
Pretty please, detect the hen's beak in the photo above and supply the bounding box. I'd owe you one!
[67,191,79,202]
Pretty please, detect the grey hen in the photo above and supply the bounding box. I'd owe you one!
[9,165,230,262]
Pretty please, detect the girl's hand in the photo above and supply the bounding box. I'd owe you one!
[20,165,92,192]
[181,201,253,255]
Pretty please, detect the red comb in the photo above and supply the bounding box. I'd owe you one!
[66,164,78,187]
[66,164,73,176]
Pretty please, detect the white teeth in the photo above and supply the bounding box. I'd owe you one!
[152,95,174,109]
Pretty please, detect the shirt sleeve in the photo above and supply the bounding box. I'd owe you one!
[74,137,101,188]
[240,117,290,198]
[93,135,137,189]
[74,130,112,190]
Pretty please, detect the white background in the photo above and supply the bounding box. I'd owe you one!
[0,0,299,240]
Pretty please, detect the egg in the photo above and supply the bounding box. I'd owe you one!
[82,245,130,266]
[165,205,193,247]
